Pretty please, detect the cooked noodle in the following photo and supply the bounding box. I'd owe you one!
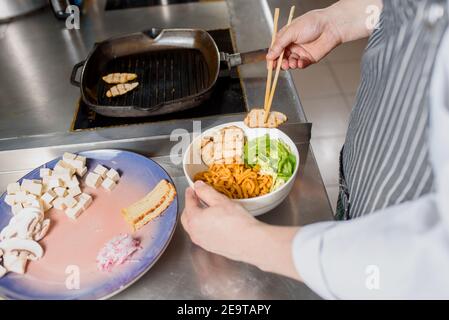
[194,164,273,199]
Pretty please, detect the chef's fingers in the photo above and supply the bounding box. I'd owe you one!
[289,57,298,69]
[270,57,290,70]
[267,25,296,61]
[182,188,201,232]
[184,187,201,215]
[297,58,313,69]
[194,180,230,207]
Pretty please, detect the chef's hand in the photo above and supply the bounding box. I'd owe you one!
[181,180,302,281]
[267,0,382,70]
[181,181,261,261]
[267,9,342,70]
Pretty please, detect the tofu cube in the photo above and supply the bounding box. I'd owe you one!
[67,175,79,188]
[53,173,72,186]
[53,160,65,170]
[20,179,34,192]
[15,191,28,203]
[66,158,84,170]
[65,204,84,220]
[78,193,93,210]
[25,194,38,202]
[75,155,86,166]
[54,160,75,175]
[39,168,52,178]
[42,175,52,184]
[76,166,88,177]
[64,196,78,208]
[101,178,117,191]
[54,166,74,177]
[6,182,21,195]
[93,165,108,178]
[4,195,16,206]
[53,197,67,210]
[41,190,56,204]
[49,178,63,189]
[62,152,77,161]
[42,183,50,193]
[106,168,120,182]
[67,185,82,197]
[27,182,43,196]
[85,172,102,188]
[27,199,43,210]
[54,187,67,197]
[42,201,53,212]
[11,203,23,215]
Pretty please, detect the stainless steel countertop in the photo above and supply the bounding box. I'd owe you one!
[0,0,333,299]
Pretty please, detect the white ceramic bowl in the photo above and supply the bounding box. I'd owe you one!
[182,122,300,216]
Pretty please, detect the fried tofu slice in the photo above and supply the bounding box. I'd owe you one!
[244,108,287,128]
[106,82,139,98]
[102,73,138,84]
[121,180,176,231]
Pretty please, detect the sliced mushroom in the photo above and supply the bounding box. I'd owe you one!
[0,225,15,240]
[0,238,44,261]
[33,219,50,242]
[2,251,27,274]
[0,208,43,240]
[32,222,41,236]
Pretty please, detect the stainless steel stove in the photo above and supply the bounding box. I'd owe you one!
[70,29,248,131]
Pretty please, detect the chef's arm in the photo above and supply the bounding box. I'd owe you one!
[327,0,383,43]
[292,195,449,299]
[291,27,449,299]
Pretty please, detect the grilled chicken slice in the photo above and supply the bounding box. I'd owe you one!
[106,82,139,98]
[244,108,287,128]
[212,126,244,164]
[200,126,245,165]
[102,73,138,84]
[201,137,215,167]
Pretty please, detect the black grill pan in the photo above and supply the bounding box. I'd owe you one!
[70,28,267,117]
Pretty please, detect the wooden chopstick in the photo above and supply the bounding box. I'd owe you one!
[263,8,280,111]
[264,6,296,123]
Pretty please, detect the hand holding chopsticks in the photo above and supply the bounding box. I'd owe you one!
[264,6,296,123]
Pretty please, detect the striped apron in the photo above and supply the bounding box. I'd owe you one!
[336,0,449,220]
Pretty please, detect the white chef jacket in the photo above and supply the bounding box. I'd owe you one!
[292,22,449,299]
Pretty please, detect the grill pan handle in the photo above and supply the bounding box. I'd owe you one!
[221,48,269,69]
[70,60,85,87]
[142,28,163,39]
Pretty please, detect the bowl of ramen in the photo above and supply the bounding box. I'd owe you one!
[182,122,299,216]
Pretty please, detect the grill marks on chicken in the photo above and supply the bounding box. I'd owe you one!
[102,72,139,98]
[106,82,139,98]
[102,73,138,84]
[244,108,287,128]
[201,126,245,166]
